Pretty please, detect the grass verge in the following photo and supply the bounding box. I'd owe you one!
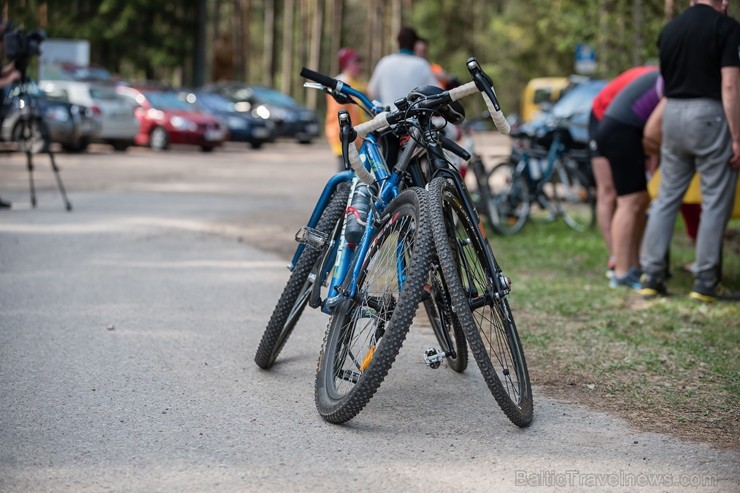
[489,215,739,449]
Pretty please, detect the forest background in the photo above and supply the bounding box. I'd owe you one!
[5,0,684,120]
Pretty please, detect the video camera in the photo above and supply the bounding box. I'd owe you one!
[2,21,46,74]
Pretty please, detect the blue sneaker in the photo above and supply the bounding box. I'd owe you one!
[609,267,641,290]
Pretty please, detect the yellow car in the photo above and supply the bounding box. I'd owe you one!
[520,77,569,123]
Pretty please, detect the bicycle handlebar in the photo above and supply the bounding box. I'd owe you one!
[300,67,339,91]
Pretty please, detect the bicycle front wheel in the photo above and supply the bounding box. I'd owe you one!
[254,182,350,369]
[485,160,530,235]
[428,176,533,427]
[315,187,434,424]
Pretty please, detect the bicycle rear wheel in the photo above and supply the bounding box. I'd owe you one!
[551,159,596,232]
[254,182,350,369]
[485,160,530,235]
[423,262,468,373]
[428,176,533,427]
[315,187,434,424]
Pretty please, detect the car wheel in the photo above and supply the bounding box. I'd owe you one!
[150,127,169,151]
[61,138,90,153]
[111,140,131,152]
[200,145,215,152]
[298,138,313,145]
[249,141,263,149]
[12,120,48,154]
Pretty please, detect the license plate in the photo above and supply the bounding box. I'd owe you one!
[306,123,318,134]
[253,128,269,138]
[205,129,224,141]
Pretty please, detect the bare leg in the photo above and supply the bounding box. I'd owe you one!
[592,156,617,262]
[612,191,651,278]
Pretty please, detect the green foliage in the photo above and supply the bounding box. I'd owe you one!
[6,0,668,99]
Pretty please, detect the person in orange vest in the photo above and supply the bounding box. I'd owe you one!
[324,48,367,171]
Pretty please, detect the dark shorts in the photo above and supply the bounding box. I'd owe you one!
[588,110,601,158]
[595,116,647,196]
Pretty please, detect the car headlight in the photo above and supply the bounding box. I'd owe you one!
[228,116,248,129]
[170,115,197,131]
[254,105,270,120]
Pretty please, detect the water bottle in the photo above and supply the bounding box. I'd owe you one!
[345,183,371,245]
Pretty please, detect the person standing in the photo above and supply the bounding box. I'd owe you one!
[589,65,658,278]
[640,0,740,302]
[324,48,367,171]
[596,70,663,289]
[368,26,440,109]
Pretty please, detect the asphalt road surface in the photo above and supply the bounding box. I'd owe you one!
[1,139,738,493]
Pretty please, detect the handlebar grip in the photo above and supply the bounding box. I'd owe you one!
[448,81,478,102]
[353,112,391,137]
[347,145,376,185]
[481,92,510,136]
[300,67,338,90]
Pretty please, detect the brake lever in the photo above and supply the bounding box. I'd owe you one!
[466,57,502,112]
[338,109,357,170]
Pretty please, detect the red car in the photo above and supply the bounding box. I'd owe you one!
[117,86,228,152]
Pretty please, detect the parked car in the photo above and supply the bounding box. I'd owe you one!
[117,86,228,152]
[38,80,138,151]
[201,82,319,144]
[179,90,276,149]
[1,80,99,153]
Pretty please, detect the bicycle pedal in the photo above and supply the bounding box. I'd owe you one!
[423,347,445,369]
[295,226,329,249]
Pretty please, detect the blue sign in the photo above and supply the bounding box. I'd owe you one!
[575,43,597,74]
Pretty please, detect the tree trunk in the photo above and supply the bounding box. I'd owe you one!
[264,0,276,86]
[306,0,324,109]
[328,0,343,75]
[632,0,642,66]
[281,0,294,94]
[665,0,675,20]
[240,0,251,82]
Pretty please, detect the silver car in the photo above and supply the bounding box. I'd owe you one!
[38,80,138,151]
[1,81,98,153]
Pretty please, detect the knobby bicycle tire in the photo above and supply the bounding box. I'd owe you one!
[428,177,533,427]
[254,182,350,369]
[314,187,434,424]
[485,160,531,235]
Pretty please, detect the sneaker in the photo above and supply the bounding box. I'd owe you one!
[689,280,740,303]
[639,273,667,299]
[609,267,641,290]
[605,257,617,279]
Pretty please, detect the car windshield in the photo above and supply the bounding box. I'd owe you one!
[196,93,235,112]
[551,81,606,118]
[250,86,297,106]
[145,91,193,111]
[88,85,120,100]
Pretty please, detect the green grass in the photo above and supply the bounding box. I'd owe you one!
[488,215,740,447]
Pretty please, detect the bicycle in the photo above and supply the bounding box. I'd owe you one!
[255,74,469,376]
[308,59,532,426]
[485,117,595,235]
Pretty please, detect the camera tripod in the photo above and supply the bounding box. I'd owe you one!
[8,75,72,211]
